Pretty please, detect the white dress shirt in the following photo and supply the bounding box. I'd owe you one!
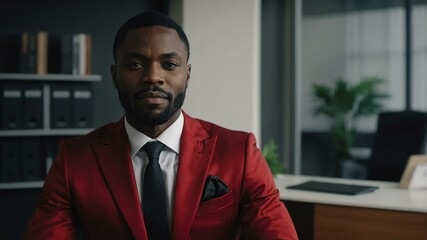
[124,112,184,227]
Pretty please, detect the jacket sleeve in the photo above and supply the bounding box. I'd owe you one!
[239,133,298,240]
[22,141,78,240]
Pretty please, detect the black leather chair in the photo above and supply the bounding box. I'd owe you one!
[367,111,427,181]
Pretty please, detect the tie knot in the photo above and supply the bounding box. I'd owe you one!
[142,141,164,160]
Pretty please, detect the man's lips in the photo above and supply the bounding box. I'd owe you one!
[135,91,168,99]
[135,90,169,105]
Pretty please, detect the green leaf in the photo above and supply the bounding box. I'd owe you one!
[262,139,283,176]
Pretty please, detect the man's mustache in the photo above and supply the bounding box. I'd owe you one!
[134,85,173,101]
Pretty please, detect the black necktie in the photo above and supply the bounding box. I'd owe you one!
[142,141,170,240]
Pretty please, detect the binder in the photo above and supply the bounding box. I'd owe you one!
[23,82,43,129]
[0,139,21,182]
[21,138,43,181]
[0,82,23,129]
[50,84,72,128]
[72,83,92,128]
[44,137,60,173]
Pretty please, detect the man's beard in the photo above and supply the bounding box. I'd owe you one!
[118,85,186,125]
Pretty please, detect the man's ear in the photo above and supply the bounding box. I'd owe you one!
[111,64,118,88]
[186,64,191,87]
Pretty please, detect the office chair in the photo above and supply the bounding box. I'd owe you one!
[367,111,427,182]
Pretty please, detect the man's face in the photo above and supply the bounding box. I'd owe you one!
[112,26,191,126]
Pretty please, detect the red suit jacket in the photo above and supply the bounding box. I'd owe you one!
[23,112,298,240]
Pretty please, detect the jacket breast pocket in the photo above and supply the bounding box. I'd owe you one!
[196,190,234,215]
[191,190,237,239]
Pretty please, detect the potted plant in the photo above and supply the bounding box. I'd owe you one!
[311,77,389,176]
[262,139,283,176]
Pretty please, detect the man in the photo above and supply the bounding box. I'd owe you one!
[23,11,298,240]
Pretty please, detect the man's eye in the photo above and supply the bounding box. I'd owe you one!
[128,63,143,69]
[163,62,178,70]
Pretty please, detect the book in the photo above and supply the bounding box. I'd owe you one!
[36,31,48,74]
[85,34,92,75]
[72,33,86,75]
[0,35,20,73]
[71,33,92,75]
[18,31,47,74]
[48,33,79,74]
[27,32,37,73]
[18,32,31,73]
[61,34,74,74]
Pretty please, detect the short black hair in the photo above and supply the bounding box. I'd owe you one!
[113,11,190,63]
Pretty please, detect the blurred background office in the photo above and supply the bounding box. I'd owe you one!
[1,0,427,239]
[291,0,427,179]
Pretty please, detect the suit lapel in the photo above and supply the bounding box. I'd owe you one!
[171,113,217,239]
[92,119,147,240]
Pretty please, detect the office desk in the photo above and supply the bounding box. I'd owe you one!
[275,174,427,240]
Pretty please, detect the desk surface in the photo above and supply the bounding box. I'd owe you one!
[276,174,427,213]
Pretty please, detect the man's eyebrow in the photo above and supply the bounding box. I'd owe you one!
[123,51,149,60]
[160,52,183,60]
[123,51,184,60]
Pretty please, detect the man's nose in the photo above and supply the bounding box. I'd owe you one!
[143,63,164,84]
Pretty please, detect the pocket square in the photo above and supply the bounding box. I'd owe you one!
[201,175,229,201]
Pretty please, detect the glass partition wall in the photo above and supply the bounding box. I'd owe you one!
[299,0,427,178]
[262,0,427,178]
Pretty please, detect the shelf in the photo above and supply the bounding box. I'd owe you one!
[0,128,94,137]
[0,73,102,82]
[0,181,44,190]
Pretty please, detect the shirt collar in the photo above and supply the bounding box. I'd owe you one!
[124,111,184,158]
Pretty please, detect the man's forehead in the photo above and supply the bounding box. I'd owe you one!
[125,26,180,43]
[120,26,188,58]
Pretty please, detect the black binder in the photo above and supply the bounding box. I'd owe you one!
[0,82,23,129]
[286,180,379,195]
[50,84,72,128]
[72,83,92,128]
[23,82,43,129]
[0,139,21,182]
[44,137,60,173]
[21,138,43,181]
